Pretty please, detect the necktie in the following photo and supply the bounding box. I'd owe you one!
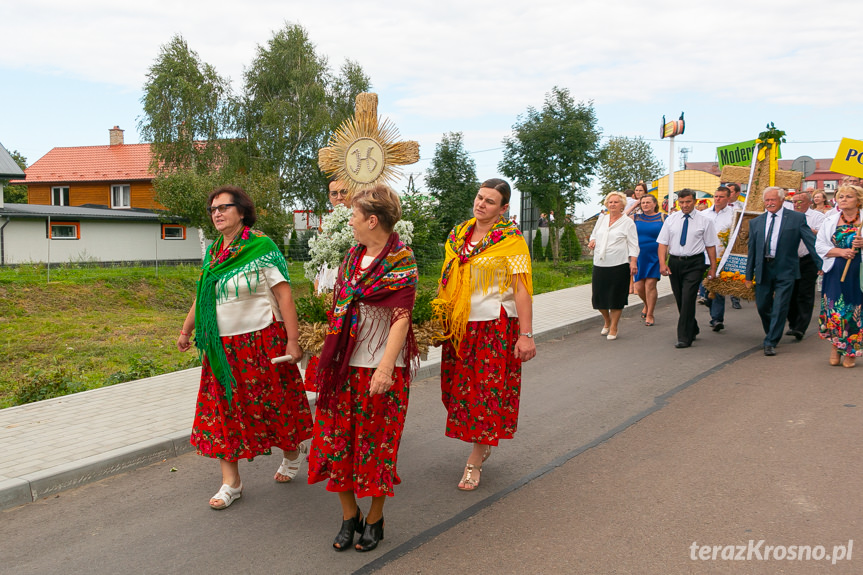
[764,212,776,258]
[680,213,690,246]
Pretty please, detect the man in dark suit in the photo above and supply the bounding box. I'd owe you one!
[744,187,821,356]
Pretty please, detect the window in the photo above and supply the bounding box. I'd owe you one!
[111,184,131,208]
[51,186,70,206]
[824,180,838,191]
[804,180,816,190]
[162,224,186,240]
[50,221,80,239]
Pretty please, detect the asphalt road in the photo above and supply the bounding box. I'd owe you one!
[1,300,809,575]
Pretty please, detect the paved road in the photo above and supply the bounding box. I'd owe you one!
[4,300,846,574]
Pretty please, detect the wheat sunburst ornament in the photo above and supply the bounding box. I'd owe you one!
[318,92,420,194]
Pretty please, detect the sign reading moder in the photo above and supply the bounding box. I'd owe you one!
[831,137,863,179]
[717,139,755,169]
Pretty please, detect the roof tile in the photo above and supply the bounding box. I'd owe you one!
[10,144,154,184]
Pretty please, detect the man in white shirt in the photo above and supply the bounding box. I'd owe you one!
[702,186,736,332]
[657,188,719,348]
[786,191,826,340]
[727,183,745,211]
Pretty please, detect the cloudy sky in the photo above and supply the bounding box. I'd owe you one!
[2,0,862,216]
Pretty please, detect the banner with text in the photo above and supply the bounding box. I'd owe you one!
[831,138,863,179]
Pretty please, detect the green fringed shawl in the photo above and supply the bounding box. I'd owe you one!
[195,227,290,404]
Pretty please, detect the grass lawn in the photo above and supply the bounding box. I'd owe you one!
[0,259,591,407]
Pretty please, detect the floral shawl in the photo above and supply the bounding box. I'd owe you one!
[432,217,532,355]
[316,232,419,410]
[195,227,290,404]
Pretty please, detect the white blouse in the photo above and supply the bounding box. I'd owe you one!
[590,213,640,267]
[816,211,845,274]
[349,254,409,368]
[315,261,338,295]
[215,266,288,337]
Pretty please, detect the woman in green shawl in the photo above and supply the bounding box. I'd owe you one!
[177,185,312,510]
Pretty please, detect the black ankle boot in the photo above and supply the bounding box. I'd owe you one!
[333,508,364,551]
[355,516,384,552]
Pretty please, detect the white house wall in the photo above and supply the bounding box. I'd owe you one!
[2,219,203,264]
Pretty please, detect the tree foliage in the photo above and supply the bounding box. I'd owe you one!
[400,176,443,269]
[1,150,28,203]
[138,35,237,174]
[425,132,478,241]
[138,25,371,241]
[499,86,602,262]
[597,136,663,196]
[242,25,370,213]
[153,169,289,244]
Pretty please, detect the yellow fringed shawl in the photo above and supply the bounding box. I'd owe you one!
[432,217,532,355]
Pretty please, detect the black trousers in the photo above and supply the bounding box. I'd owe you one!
[668,254,707,344]
[787,254,819,335]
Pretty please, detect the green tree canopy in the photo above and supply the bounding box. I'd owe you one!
[499,86,602,261]
[425,132,478,240]
[242,24,370,212]
[1,150,27,204]
[598,136,663,196]
[138,25,371,242]
[138,34,237,174]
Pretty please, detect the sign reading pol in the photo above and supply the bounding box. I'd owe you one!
[831,138,863,179]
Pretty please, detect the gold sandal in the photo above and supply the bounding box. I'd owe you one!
[458,464,482,491]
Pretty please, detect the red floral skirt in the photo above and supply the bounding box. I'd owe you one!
[308,366,409,498]
[303,355,319,392]
[441,309,521,446]
[191,321,313,462]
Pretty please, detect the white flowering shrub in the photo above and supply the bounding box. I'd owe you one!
[304,205,414,282]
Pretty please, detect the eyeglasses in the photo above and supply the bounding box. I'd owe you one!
[329,189,348,198]
[208,203,236,215]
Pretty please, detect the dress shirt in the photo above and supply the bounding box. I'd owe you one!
[763,208,787,258]
[702,204,735,257]
[798,208,826,257]
[589,213,639,267]
[657,209,718,257]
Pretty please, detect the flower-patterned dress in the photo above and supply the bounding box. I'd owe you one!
[819,224,863,356]
[441,308,521,446]
[191,238,313,462]
[307,239,418,498]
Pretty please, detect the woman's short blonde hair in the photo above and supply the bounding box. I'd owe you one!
[351,184,402,232]
[835,185,863,209]
[604,191,627,207]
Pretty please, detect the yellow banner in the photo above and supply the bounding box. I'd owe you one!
[831,138,863,179]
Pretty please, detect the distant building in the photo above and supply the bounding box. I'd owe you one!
[1,127,202,265]
[686,159,844,194]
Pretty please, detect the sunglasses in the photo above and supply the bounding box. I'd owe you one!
[208,203,236,215]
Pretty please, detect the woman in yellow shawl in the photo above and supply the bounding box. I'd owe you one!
[434,178,536,491]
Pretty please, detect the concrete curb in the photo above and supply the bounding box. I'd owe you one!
[1,292,674,511]
[6,430,192,507]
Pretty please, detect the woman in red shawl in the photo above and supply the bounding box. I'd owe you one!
[434,178,536,491]
[308,184,418,553]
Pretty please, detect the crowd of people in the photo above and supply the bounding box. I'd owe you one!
[174,176,861,555]
[177,178,535,553]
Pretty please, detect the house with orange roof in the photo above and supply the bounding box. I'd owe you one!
[0,127,203,265]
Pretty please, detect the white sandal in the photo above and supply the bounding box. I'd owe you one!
[275,442,309,483]
[209,482,242,510]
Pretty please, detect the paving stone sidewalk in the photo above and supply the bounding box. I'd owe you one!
[0,281,672,510]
